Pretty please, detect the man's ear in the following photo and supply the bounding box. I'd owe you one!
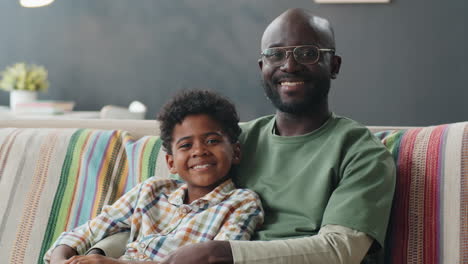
[232,142,241,165]
[165,154,178,174]
[258,59,263,70]
[330,55,342,79]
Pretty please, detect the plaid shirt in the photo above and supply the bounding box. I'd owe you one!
[44,178,263,262]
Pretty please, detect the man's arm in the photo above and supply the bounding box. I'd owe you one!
[231,225,373,264]
[162,225,372,264]
[86,231,130,258]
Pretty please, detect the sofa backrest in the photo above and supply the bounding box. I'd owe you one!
[0,118,413,137]
[0,119,159,139]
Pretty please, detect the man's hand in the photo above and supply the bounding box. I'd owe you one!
[162,241,233,264]
[63,255,123,264]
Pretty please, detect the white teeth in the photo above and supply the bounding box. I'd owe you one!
[192,164,211,169]
[281,81,304,86]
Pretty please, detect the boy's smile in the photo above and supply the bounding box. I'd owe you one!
[166,114,240,203]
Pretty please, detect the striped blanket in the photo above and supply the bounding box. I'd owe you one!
[375,122,468,264]
[0,122,467,264]
[0,128,168,264]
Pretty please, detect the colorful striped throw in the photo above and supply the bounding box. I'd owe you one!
[0,128,168,264]
[375,122,468,264]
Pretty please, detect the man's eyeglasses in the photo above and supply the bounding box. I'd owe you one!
[260,45,335,67]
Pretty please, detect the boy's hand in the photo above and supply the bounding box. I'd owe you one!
[49,245,78,264]
[64,255,123,264]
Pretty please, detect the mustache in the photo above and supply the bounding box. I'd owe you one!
[271,73,310,83]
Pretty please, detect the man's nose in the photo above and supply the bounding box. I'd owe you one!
[280,51,302,72]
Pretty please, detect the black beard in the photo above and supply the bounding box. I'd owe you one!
[261,79,330,114]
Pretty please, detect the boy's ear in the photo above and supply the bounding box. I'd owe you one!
[165,154,178,174]
[232,142,241,165]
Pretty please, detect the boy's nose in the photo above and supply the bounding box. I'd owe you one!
[191,144,209,157]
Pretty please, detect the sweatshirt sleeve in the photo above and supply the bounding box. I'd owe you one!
[230,225,373,264]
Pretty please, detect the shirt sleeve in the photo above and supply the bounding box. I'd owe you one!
[214,190,264,241]
[230,224,373,264]
[322,131,396,247]
[43,181,146,262]
[85,231,130,258]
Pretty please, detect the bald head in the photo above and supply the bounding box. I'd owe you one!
[261,8,335,50]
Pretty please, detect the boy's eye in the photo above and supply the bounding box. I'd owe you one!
[206,138,220,144]
[178,143,192,149]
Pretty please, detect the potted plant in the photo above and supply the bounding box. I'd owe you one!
[0,63,49,110]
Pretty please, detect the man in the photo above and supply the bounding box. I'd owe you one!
[91,8,396,264]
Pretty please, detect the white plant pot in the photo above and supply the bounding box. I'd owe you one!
[10,90,38,111]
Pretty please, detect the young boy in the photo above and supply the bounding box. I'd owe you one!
[45,90,263,264]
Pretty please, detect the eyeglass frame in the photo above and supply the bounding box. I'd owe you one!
[260,45,336,66]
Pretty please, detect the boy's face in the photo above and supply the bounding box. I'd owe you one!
[165,114,240,198]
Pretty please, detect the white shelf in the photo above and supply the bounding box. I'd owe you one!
[0,106,100,120]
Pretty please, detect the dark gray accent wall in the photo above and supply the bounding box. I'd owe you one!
[0,0,467,125]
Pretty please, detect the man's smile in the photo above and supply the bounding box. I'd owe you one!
[278,80,307,93]
[280,81,305,86]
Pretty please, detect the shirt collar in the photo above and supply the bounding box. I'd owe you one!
[167,179,236,208]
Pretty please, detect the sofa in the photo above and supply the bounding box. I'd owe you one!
[0,118,466,264]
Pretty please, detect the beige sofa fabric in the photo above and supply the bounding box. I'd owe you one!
[0,119,159,139]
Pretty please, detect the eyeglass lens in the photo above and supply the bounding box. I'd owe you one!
[262,46,320,66]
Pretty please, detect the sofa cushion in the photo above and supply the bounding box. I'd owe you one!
[375,122,468,264]
[0,128,166,264]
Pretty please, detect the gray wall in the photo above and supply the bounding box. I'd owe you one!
[0,0,467,125]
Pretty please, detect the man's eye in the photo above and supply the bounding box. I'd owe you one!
[298,49,317,58]
[268,52,282,58]
[264,50,283,58]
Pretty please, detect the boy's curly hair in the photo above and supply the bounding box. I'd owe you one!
[157,90,241,154]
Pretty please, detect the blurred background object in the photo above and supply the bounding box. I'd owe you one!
[0,63,49,110]
[20,0,55,8]
[100,101,147,119]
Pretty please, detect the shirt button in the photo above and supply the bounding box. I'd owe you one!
[179,206,189,214]
[139,242,146,249]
